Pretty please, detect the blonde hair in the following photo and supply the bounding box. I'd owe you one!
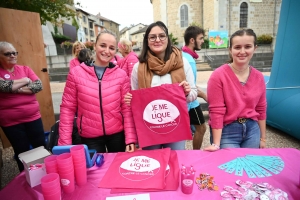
[72,41,86,57]
[118,39,132,54]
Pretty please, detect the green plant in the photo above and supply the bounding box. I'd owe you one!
[202,38,209,49]
[189,22,203,28]
[54,25,59,35]
[60,41,73,49]
[0,0,75,25]
[72,16,79,31]
[257,34,273,45]
[169,33,178,45]
[51,33,71,44]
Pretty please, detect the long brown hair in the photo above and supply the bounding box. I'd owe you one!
[227,29,257,63]
[139,21,172,63]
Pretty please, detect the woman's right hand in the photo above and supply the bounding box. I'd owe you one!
[124,92,132,106]
[204,145,220,152]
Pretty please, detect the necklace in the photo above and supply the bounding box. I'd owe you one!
[229,63,249,73]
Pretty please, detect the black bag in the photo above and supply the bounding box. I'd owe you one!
[46,117,82,152]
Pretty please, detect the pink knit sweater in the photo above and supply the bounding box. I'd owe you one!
[207,64,267,128]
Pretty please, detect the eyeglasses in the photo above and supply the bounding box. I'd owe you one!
[3,51,18,57]
[148,34,167,42]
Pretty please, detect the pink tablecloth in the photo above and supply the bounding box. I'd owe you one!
[1,148,300,200]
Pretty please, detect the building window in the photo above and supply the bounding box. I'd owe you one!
[84,27,88,35]
[240,2,248,28]
[180,5,188,27]
[90,30,94,37]
[83,15,86,23]
[110,22,112,27]
[100,20,104,26]
[89,21,93,29]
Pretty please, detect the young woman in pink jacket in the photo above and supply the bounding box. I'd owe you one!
[59,30,136,153]
[117,39,139,77]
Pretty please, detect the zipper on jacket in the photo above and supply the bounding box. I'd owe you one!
[98,80,106,135]
[80,115,83,135]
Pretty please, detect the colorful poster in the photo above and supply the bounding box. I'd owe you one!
[208,31,228,49]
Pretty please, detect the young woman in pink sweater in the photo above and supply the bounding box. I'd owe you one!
[205,29,267,151]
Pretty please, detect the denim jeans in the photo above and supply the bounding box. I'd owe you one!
[142,140,186,150]
[1,118,45,172]
[210,119,260,149]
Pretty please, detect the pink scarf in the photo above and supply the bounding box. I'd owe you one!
[182,46,199,59]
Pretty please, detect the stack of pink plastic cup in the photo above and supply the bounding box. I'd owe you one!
[41,173,61,200]
[44,155,58,174]
[70,145,87,186]
[56,153,75,193]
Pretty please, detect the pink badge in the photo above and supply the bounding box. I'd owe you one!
[4,74,10,79]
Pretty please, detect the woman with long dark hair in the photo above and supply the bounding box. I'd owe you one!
[125,21,197,150]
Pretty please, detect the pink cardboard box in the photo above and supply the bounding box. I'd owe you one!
[18,146,51,187]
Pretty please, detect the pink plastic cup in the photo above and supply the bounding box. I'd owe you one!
[57,166,74,174]
[60,171,75,193]
[74,165,87,186]
[70,145,85,155]
[73,159,86,166]
[181,172,195,194]
[56,153,73,165]
[44,155,58,174]
[41,173,61,198]
[43,190,61,200]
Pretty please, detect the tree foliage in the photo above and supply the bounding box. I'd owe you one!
[169,33,178,46]
[0,0,75,24]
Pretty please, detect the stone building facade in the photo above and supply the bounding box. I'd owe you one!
[151,0,282,46]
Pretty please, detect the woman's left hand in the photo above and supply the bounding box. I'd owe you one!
[126,144,136,152]
[259,141,266,149]
[179,81,191,96]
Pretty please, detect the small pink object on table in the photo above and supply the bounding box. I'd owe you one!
[56,153,75,193]
[44,155,58,174]
[40,173,61,200]
[70,145,87,186]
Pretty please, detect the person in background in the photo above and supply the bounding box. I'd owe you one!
[110,54,121,65]
[124,21,197,150]
[117,39,139,77]
[69,41,86,70]
[205,29,267,151]
[59,30,136,153]
[182,26,207,150]
[0,41,45,172]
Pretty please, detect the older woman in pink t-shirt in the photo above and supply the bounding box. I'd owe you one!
[0,41,45,172]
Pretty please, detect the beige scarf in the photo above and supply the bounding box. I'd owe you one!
[138,46,186,89]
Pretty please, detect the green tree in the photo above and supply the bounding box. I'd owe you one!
[169,33,178,45]
[0,0,75,24]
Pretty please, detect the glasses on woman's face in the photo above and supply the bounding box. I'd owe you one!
[3,51,18,57]
[148,34,167,42]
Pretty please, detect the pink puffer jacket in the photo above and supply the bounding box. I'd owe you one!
[117,51,138,77]
[58,62,137,145]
